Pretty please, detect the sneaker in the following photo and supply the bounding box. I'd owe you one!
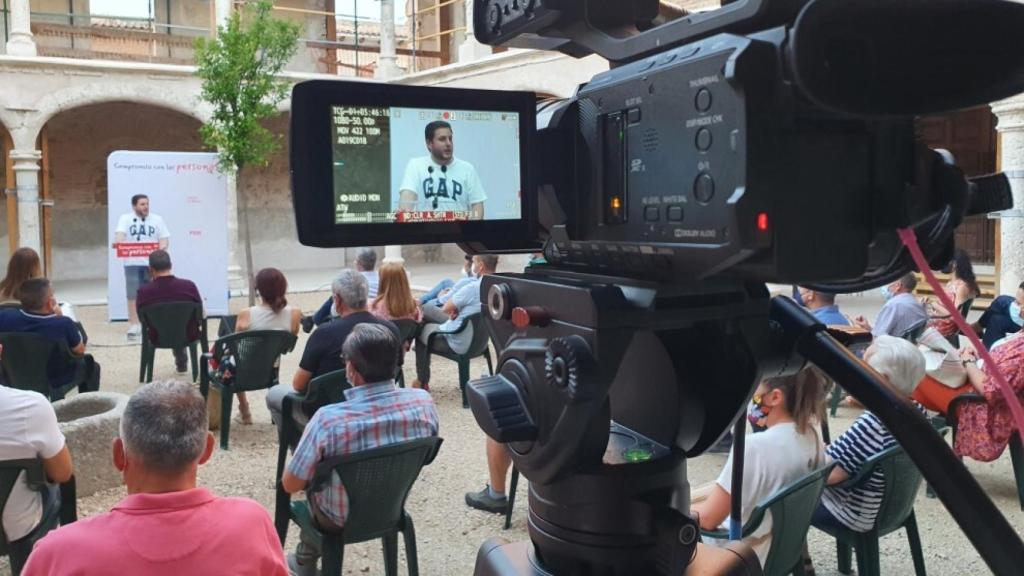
[287,553,318,576]
[465,485,508,514]
[175,362,189,374]
[300,315,315,334]
[126,324,142,343]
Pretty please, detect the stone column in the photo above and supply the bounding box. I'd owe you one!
[5,0,37,57]
[214,0,233,29]
[9,149,42,259]
[993,93,1024,296]
[458,0,492,63]
[376,0,403,80]
[378,0,403,265]
[222,169,245,292]
[384,245,404,265]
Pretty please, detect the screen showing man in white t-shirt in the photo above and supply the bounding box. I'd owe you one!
[398,121,487,220]
[111,194,170,340]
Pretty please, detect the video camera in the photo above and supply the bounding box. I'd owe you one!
[290,0,1024,574]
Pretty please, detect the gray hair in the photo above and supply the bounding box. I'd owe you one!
[343,323,400,383]
[356,248,378,271]
[120,380,207,473]
[866,335,926,396]
[332,269,368,310]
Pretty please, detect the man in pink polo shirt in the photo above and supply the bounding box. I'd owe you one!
[23,380,287,576]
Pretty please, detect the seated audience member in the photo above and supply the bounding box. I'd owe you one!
[231,267,302,425]
[309,248,380,328]
[797,287,850,326]
[971,282,1024,348]
[369,263,423,323]
[266,270,398,426]
[23,381,288,576]
[0,278,99,394]
[0,247,45,305]
[282,324,439,576]
[813,336,926,533]
[412,254,498,391]
[852,273,928,337]
[914,329,1024,461]
[134,250,202,374]
[689,369,826,566]
[0,247,74,320]
[922,249,980,338]
[0,345,74,545]
[419,254,474,307]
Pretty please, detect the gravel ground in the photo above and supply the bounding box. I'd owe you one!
[3,291,1022,575]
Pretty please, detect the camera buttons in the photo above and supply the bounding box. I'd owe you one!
[695,128,712,151]
[694,173,715,203]
[667,206,684,222]
[643,206,659,222]
[695,88,713,112]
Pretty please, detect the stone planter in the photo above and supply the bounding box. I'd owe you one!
[53,392,128,498]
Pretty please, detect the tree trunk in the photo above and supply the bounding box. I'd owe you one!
[236,166,257,306]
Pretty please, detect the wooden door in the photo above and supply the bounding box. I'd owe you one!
[2,129,16,255]
[916,106,997,263]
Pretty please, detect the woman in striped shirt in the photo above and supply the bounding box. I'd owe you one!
[813,335,927,532]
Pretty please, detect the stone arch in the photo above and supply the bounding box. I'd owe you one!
[40,101,208,281]
[24,80,211,141]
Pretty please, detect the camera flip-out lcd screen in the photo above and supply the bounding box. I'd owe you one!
[291,81,536,250]
[331,106,522,225]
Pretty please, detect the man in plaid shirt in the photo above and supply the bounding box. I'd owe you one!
[282,324,439,575]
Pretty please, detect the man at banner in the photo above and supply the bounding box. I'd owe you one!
[398,120,487,220]
[112,194,170,342]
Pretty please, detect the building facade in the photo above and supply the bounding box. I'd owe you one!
[1,0,1022,296]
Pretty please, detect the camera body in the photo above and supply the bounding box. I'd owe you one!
[536,29,913,283]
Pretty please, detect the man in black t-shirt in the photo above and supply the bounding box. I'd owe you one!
[265,270,397,426]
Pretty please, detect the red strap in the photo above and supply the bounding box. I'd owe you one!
[897,228,1024,434]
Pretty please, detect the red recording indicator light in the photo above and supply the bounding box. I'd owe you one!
[756,212,770,232]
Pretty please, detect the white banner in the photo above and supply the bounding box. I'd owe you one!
[107,151,229,321]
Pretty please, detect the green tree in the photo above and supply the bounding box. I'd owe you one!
[194,0,299,304]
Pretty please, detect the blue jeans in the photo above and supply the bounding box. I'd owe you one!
[419,278,455,306]
[811,501,849,532]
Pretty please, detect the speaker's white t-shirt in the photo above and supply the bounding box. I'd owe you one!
[398,156,487,214]
[115,212,170,267]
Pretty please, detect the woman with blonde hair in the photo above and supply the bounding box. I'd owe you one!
[369,263,422,323]
[692,368,826,566]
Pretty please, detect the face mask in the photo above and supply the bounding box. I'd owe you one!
[880,285,893,301]
[1011,301,1024,328]
[747,392,772,427]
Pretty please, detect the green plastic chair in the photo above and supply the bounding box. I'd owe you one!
[945,393,1024,510]
[393,319,420,388]
[138,301,207,383]
[702,463,836,576]
[199,329,297,449]
[0,332,87,401]
[0,460,77,576]
[425,313,493,408]
[286,437,443,576]
[816,445,927,576]
[274,368,351,542]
